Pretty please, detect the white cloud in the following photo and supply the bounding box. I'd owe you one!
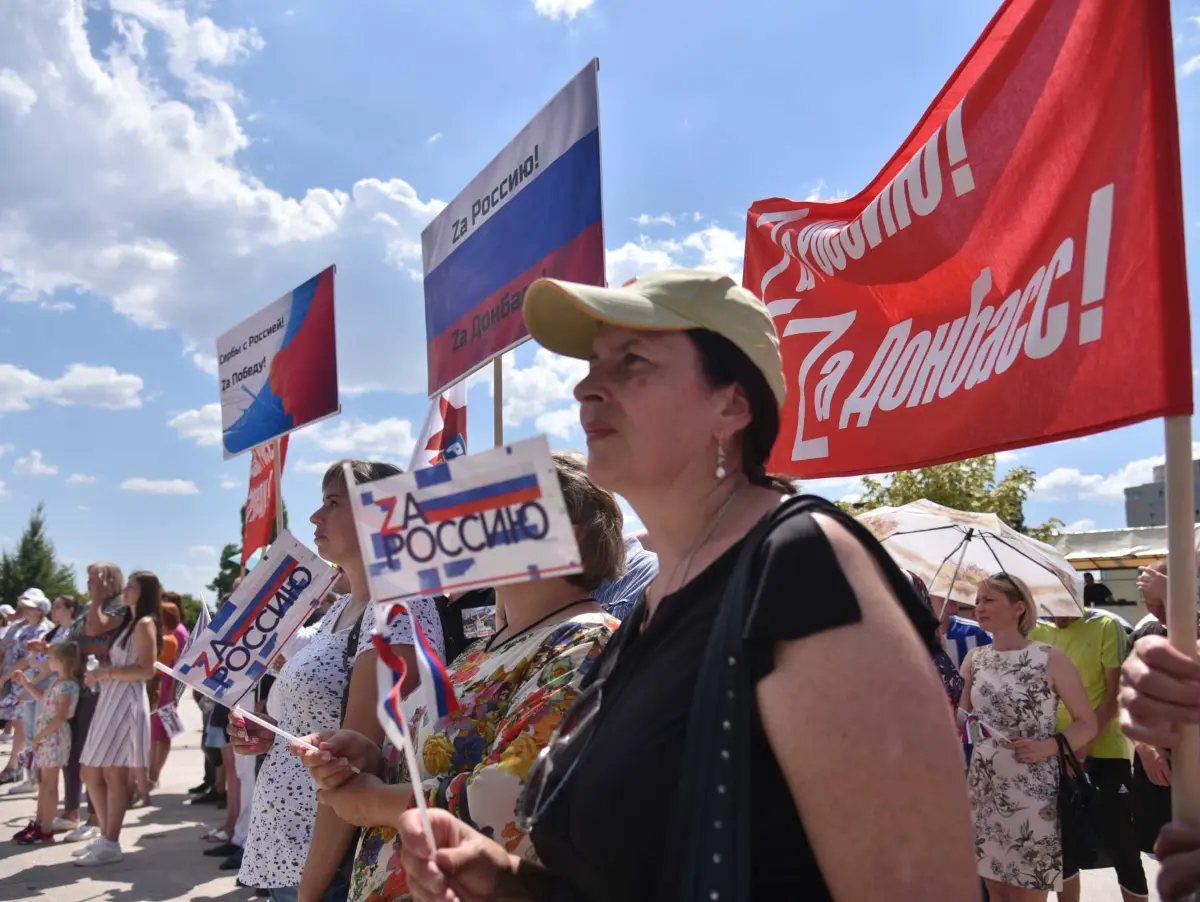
[12,450,57,476]
[803,475,866,503]
[605,224,744,287]
[65,473,96,484]
[1183,55,1200,77]
[296,417,416,462]
[168,403,222,446]
[0,480,7,498]
[426,132,443,144]
[1062,518,1098,533]
[189,544,216,558]
[0,363,144,413]
[121,477,200,495]
[1032,443,1200,502]
[996,450,1021,462]
[532,0,594,20]
[805,179,827,202]
[292,460,334,475]
[1179,16,1200,76]
[77,504,88,511]
[536,406,581,439]
[0,1,446,395]
[494,349,587,433]
[0,444,12,457]
[219,475,240,489]
[633,213,675,227]
[190,350,218,376]
[0,68,37,116]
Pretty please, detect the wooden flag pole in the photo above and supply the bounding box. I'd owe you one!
[272,440,284,542]
[1164,415,1200,822]
[493,356,504,447]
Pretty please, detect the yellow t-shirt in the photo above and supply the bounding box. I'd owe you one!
[1030,614,1129,759]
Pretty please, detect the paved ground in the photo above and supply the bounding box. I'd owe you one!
[0,698,248,902]
[0,697,1169,900]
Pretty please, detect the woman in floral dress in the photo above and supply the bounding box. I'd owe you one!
[294,452,624,902]
[961,573,1096,902]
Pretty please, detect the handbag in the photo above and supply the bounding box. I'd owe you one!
[1055,734,1105,863]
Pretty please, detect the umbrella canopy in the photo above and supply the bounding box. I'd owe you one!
[857,499,1085,618]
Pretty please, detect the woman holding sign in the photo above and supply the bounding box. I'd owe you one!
[76,571,162,867]
[392,269,978,902]
[235,461,444,902]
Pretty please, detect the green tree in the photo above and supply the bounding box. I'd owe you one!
[207,500,290,599]
[177,592,207,630]
[0,503,79,606]
[843,455,1063,542]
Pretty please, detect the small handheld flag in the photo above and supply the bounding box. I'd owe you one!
[174,590,213,704]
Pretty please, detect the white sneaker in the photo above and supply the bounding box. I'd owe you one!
[6,778,36,796]
[64,824,100,845]
[52,817,79,833]
[70,837,104,857]
[74,839,123,866]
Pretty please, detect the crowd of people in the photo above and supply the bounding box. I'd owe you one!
[2,267,1200,902]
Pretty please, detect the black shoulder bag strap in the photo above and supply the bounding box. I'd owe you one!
[336,608,367,888]
[655,503,782,902]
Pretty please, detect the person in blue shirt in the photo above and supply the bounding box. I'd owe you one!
[933,594,992,768]
[592,534,658,621]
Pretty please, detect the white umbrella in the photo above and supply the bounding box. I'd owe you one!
[857,499,1085,618]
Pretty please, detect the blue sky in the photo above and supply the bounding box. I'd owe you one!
[0,0,1198,592]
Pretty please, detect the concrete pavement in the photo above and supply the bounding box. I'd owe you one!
[0,696,1169,900]
[0,698,248,902]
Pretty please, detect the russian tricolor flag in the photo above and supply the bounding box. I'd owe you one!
[374,603,462,723]
[421,60,604,396]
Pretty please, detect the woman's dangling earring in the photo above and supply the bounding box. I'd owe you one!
[715,438,727,481]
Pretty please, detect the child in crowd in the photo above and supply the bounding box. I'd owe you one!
[12,642,81,844]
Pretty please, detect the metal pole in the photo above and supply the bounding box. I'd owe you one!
[272,441,284,542]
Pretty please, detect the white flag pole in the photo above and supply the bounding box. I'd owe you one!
[1164,415,1200,822]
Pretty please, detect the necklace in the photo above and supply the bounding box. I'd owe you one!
[655,486,743,604]
[485,597,593,652]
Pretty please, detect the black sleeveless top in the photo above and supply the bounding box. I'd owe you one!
[527,497,940,901]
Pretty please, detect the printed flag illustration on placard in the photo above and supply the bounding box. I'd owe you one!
[422,59,604,396]
[175,531,336,705]
[217,266,340,459]
[409,382,468,471]
[743,0,1190,478]
[350,435,581,603]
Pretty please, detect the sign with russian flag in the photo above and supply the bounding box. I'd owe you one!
[421,60,604,397]
[217,266,340,459]
[175,531,336,705]
[350,435,582,603]
[408,382,468,471]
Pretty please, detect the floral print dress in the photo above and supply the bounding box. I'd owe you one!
[32,678,79,768]
[349,610,619,902]
[967,642,1062,891]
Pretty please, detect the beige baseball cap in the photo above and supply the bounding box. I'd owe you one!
[523,268,786,409]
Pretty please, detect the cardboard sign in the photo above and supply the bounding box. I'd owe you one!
[217,266,340,459]
[156,702,185,739]
[351,435,582,603]
[176,531,335,705]
[422,60,604,396]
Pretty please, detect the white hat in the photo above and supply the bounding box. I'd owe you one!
[0,604,15,617]
[17,588,50,614]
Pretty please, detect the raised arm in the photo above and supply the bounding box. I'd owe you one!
[90,619,156,684]
[298,642,418,902]
[755,515,977,902]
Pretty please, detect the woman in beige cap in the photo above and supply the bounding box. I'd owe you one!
[393,269,977,902]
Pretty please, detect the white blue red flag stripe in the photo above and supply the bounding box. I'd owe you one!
[174,596,211,704]
[421,59,603,395]
[377,603,462,721]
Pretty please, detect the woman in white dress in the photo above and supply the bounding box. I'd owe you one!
[76,572,162,867]
[233,459,443,902]
[961,573,1096,902]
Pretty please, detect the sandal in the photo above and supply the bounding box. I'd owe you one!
[201,828,230,843]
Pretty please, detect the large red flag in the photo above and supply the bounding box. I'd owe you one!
[745,0,1191,478]
[242,436,288,568]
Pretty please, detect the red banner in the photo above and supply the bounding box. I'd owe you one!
[242,436,288,568]
[745,0,1191,478]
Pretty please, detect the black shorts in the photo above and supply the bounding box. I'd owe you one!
[1062,757,1149,897]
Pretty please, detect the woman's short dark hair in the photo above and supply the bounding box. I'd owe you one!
[554,451,626,592]
[322,459,404,493]
[686,330,796,495]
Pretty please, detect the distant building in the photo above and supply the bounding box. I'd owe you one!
[1124,461,1200,527]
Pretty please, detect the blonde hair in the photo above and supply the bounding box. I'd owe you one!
[49,640,81,681]
[87,562,125,602]
[980,573,1039,636]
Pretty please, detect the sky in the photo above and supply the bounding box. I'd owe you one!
[0,0,1199,593]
